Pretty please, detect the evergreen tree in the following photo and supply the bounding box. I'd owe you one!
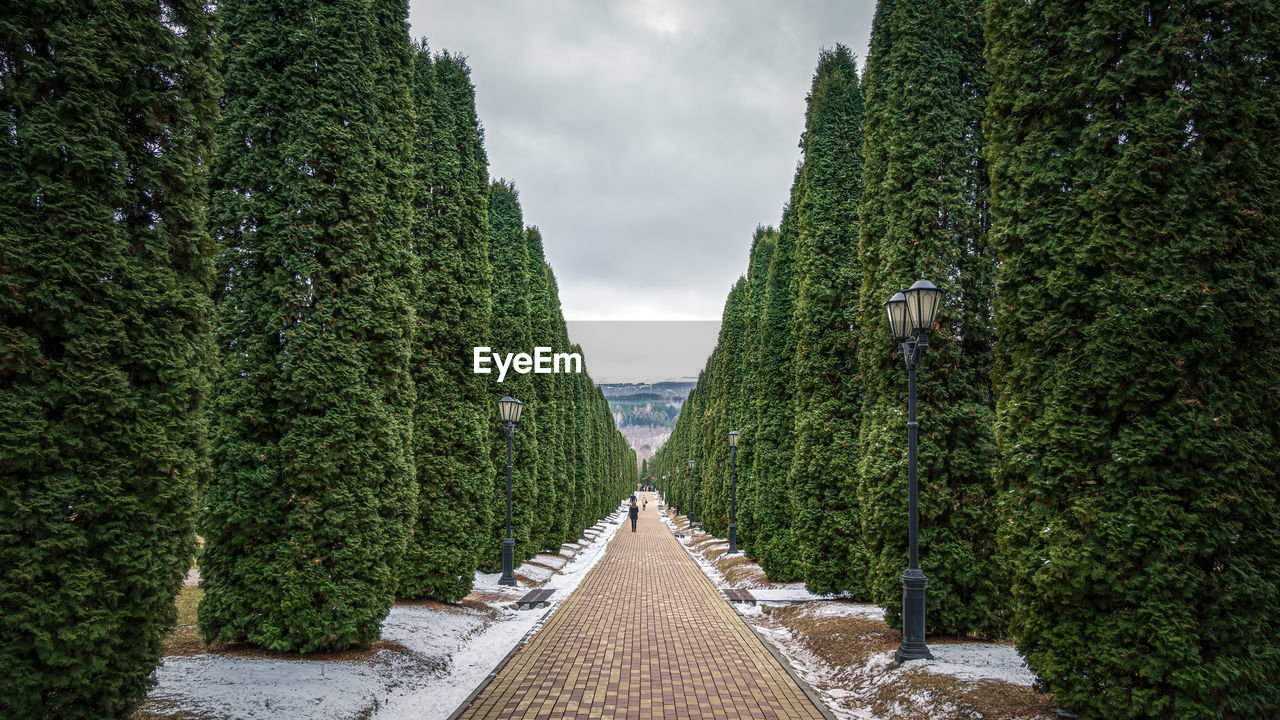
[788,46,868,595]
[987,1,1280,716]
[524,229,559,550]
[734,226,777,556]
[752,174,803,581]
[486,180,540,564]
[199,0,419,652]
[397,46,494,601]
[570,349,595,531]
[545,268,577,543]
[854,0,1003,636]
[1,2,217,714]
[698,281,748,539]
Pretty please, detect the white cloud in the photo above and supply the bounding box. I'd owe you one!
[408,0,876,320]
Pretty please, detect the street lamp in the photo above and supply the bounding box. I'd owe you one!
[883,276,943,662]
[497,396,523,586]
[687,459,696,529]
[727,430,739,554]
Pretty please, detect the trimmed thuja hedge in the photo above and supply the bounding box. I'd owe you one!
[987,0,1280,717]
[0,0,217,716]
[485,180,541,567]
[854,0,1005,637]
[751,179,802,582]
[788,45,867,596]
[199,0,419,652]
[397,46,495,602]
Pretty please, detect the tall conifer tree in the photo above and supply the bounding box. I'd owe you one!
[987,1,1280,716]
[545,267,577,542]
[788,46,868,595]
[855,0,1003,635]
[698,281,747,538]
[1,2,217,714]
[397,46,494,601]
[524,228,559,550]
[199,0,418,652]
[752,175,803,581]
[486,180,540,564]
[735,226,777,555]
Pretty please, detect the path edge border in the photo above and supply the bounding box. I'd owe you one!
[445,514,624,720]
[664,509,839,720]
[443,602,554,720]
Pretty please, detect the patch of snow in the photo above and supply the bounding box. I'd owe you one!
[147,511,627,720]
[151,655,389,720]
[916,643,1036,686]
[471,571,525,594]
[374,512,625,719]
[751,587,848,603]
[531,554,568,570]
[514,563,555,583]
[801,602,886,621]
[380,605,487,657]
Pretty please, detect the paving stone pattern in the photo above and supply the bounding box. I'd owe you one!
[456,493,828,720]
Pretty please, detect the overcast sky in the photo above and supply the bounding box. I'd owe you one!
[407,0,876,323]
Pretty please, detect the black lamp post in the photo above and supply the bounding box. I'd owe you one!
[497,396,523,587]
[687,459,696,529]
[883,277,944,662]
[727,430,739,554]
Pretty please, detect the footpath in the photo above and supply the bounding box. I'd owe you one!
[454,492,829,720]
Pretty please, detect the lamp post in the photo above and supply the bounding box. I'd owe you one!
[883,277,944,662]
[687,459,696,529]
[727,430,739,554]
[497,396,523,587]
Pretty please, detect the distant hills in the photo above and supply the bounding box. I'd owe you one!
[599,381,696,461]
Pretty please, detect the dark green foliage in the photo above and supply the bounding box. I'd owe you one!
[486,180,540,564]
[199,0,418,652]
[697,281,748,539]
[397,46,494,602]
[734,226,777,556]
[0,2,217,714]
[752,178,803,582]
[987,1,1280,716]
[854,0,1004,637]
[524,230,559,550]
[544,268,577,544]
[787,46,867,596]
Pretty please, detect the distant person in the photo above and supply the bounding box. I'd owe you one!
[629,498,639,532]
[642,497,647,511]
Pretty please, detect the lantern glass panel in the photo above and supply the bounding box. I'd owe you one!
[885,292,909,339]
[904,279,944,332]
[498,396,523,424]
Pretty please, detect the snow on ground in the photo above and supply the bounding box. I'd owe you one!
[152,655,392,720]
[532,553,569,570]
[917,643,1035,685]
[146,504,629,720]
[662,504,1049,719]
[513,563,556,584]
[751,585,850,603]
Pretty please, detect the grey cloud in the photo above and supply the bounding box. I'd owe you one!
[408,0,876,319]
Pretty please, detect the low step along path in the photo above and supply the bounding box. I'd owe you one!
[455,492,829,720]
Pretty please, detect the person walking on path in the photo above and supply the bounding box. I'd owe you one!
[628,498,639,532]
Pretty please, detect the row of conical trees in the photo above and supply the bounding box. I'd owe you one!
[652,1,1279,718]
[1,1,635,718]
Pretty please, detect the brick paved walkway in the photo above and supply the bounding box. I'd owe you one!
[455,493,829,720]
